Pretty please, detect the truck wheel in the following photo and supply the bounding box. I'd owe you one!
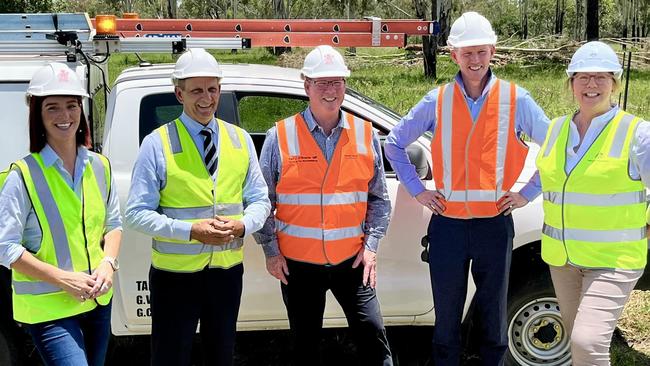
[505,275,571,366]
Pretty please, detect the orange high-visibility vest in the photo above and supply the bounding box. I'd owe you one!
[275,111,374,265]
[431,79,528,218]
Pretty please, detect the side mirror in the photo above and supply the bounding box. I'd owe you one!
[380,138,432,180]
[405,143,432,180]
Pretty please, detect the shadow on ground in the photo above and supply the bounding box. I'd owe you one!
[20,326,649,365]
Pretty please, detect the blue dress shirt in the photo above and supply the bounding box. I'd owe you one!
[0,145,122,268]
[124,112,271,241]
[253,107,392,258]
[385,71,551,202]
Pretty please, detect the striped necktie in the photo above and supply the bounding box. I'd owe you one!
[200,128,217,175]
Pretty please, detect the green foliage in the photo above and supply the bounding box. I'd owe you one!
[1,0,52,12]
[106,47,650,126]
[52,0,164,17]
[239,96,308,132]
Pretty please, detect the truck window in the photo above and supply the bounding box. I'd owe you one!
[138,92,237,145]
[236,93,309,157]
[235,92,400,176]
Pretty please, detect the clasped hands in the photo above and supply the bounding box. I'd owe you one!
[190,216,245,245]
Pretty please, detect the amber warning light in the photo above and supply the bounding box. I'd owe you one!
[95,15,117,36]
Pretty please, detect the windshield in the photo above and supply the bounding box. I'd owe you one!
[345,88,402,121]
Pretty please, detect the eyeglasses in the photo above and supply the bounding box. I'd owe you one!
[572,74,613,86]
[309,79,345,90]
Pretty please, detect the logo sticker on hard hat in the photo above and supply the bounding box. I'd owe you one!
[324,54,335,64]
[58,69,70,82]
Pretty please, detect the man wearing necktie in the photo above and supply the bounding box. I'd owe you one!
[125,48,271,366]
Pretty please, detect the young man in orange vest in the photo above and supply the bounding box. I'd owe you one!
[254,45,393,365]
[385,12,550,366]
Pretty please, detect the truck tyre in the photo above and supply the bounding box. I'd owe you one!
[505,273,571,366]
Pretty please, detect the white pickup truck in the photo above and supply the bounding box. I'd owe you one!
[1,47,648,366]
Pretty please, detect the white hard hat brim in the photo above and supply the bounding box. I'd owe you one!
[566,67,623,78]
[173,71,223,79]
[447,38,496,48]
[28,90,89,98]
[302,70,351,79]
[25,90,89,106]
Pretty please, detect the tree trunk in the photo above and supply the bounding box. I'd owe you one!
[574,0,584,40]
[273,0,290,55]
[520,0,529,39]
[437,0,451,47]
[585,0,598,40]
[414,0,437,78]
[166,0,177,18]
[554,0,565,34]
[273,0,288,19]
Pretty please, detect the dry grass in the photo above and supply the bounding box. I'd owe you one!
[619,291,650,353]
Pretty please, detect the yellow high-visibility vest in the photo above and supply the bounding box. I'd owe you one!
[152,118,249,272]
[537,111,647,269]
[11,151,112,324]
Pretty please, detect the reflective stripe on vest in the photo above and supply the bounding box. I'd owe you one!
[537,111,647,269]
[275,219,364,241]
[154,118,248,272]
[431,79,528,218]
[11,152,112,324]
[277,191,368,205]
[542,191,645,206]
[542,223,646,243]
[275,111,374,265]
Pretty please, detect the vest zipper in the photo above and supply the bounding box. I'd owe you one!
[464,119,480,218]
[210,178,217,266]
[559,178,571,265]
[558,118,611,266]
[320,159,333,265]
[81,187,100,305]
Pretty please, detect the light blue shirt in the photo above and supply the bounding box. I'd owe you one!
[124,112,271,241]
[527,106,650,200]
[0,145,122,269]
[253,107,391,258]
[385,71,551,201]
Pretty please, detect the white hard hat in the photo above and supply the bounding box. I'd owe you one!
[566,41,623,78]
[25,63,88,105]
[301,45,350,79]
[447,12,497,48]
[172,48,223,81]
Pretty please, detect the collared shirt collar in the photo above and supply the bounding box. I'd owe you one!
[568,105,619,150]
[179,111,217,136]
[40,144,88,168]
[302,106,348,134]
[586,105,619,127]
[454,69,497,101]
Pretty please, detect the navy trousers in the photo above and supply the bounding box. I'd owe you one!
[149,264,243,366]
[281,257,393,366]
[427,213,514,366]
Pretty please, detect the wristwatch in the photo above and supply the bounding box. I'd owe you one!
[102,256,120,271]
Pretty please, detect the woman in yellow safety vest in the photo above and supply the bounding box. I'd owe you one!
[0,62,122,366]
[536,41,649,365]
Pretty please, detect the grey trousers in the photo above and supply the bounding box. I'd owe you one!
[549,264,643,366]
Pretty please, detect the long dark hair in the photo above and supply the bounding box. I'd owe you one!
[28,95,92,153]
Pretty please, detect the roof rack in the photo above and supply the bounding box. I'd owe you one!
[0,13,250,56]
